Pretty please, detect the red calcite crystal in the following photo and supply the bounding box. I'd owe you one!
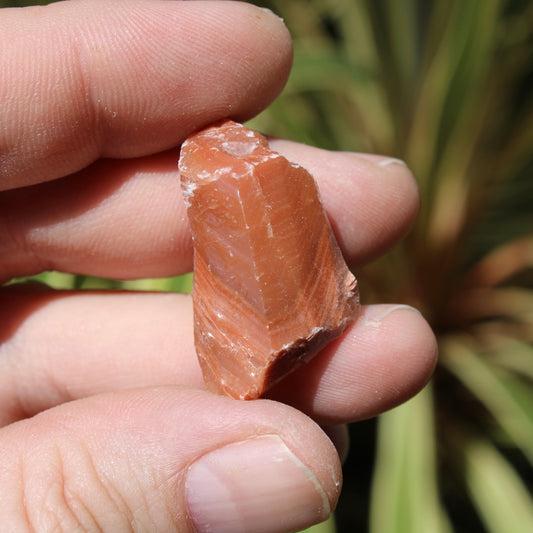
[179,120,360,400]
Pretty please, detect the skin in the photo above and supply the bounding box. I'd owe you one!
[0,1,437,531]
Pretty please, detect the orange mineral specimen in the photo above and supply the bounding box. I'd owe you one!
[179,120,360,400]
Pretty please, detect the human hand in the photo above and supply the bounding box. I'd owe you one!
[0,1,437,532]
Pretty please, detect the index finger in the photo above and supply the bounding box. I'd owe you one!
[0,0,292,190]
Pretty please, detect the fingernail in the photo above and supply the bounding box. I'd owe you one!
[185,435,330,533]
[260,6,285,22]
[377,157,407,167]
[364,304,422,326]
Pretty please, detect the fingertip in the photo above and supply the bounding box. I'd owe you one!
[360,154,421,249]
[225,2,293,122]
[327,153,420,265]
[332,304,437,417]
[361,304,438,391]
[270,304,438,424]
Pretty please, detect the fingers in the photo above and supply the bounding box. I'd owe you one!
[0,143,419,281]
[0,286,436,426]
[0,286,198,425]
[267,304,438,423]
[0,152,194,281]
[0,387,340,532]
[0,0,292,190]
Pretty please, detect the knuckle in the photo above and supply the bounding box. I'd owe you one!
[18,444,96,532]
[11,441,129,532]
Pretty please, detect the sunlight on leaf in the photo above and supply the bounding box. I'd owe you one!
[443,337,533,466]
[370,386,452,533]
[464,438,533,533]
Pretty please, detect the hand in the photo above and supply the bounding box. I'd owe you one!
[0,1,437,531]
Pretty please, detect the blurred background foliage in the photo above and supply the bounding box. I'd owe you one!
[248,1,533,532]
[3,0,533,532]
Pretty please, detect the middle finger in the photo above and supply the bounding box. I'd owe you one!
[0,141,418,282]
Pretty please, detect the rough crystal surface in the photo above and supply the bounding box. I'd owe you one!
[179,120,360,400]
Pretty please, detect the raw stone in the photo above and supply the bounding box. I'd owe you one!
[179,120,360,400]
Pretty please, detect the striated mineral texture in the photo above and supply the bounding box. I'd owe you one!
[179,120,360,400]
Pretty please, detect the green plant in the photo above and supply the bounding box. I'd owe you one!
[251,0,533,531]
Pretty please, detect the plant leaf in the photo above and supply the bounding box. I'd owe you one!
[369,385,453,533]
[464,437,533,533]
[443,336,533,465]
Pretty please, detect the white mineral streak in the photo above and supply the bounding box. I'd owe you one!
[180,177,198,207]
[221,140,259,157]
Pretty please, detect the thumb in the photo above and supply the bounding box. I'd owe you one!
[0,388,340,532]
[0,0,292,190]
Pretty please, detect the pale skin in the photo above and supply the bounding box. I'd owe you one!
[0,1,438,532]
